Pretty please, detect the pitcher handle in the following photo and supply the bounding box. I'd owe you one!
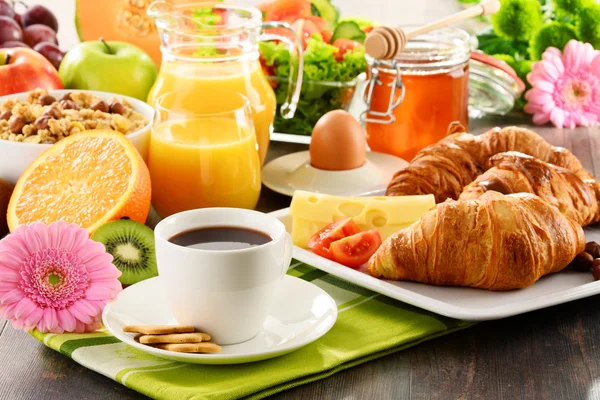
[259,21,304,119]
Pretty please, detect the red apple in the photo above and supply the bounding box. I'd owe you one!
[0,47,63,96]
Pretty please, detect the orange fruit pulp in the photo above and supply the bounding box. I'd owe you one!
[7,130,151,234]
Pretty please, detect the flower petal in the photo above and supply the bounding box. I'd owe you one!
[88,266,121,281]
[0,235,30,260]
[40,308,58,333]
[56,308,77,332]
[84,252,115,272]
[0,280,16,292]
[13,297,37,319]
[68,228,91,253]
[544,52,565,75]
[23,226,45,254]
[562,40,582,71]
[84,321,102,333]
[77,241,110,265]
[0,268,19,283]
[550,108,566,128]
[67,303,94,324]
[86,285,116,301]
[1,288,24,305]
[533,113,551,125]
[0,251,24,270]
[74,320,86,333]
[24,307,44,328]
[0,301,18,319]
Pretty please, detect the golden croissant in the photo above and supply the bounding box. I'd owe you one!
[460,152,600,226]
[367,191,585,291]
[386,124,594,203]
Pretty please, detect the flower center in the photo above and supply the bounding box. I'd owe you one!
[554,72,600,112]
[47,273,61,286]
[19,248,90,309]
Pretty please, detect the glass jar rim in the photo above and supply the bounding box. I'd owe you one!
[369,27,471,72]
[148,1,262,36]
[155,90,251,118]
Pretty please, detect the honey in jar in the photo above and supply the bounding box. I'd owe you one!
[363,27,470,161]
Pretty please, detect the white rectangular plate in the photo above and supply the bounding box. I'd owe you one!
[270,189,600,321]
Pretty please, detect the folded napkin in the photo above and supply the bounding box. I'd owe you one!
[31,261,471,400]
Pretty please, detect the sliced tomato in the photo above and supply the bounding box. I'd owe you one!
[264,0,312,22]
[363,26,374,34]
[329,230,382,269]
[304,15,329,31]
[291,18,322,48]
[322,30,333,44]
[308,218,360,260]
[332,38,363,61]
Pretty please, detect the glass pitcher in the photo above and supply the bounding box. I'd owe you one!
[146,1,303,165]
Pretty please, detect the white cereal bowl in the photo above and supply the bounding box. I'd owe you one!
[0,89,154,185]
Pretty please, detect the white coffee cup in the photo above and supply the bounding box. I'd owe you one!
[154,208,293,345]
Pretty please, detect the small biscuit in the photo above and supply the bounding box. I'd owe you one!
[123,325,195,335]
[139,332,211,344]
[151,342,222,354]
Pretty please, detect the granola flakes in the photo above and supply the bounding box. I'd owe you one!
[0,89,148,144]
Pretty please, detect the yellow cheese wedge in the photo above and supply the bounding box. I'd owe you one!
[289,190,436,248]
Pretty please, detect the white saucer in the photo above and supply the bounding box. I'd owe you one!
[102,276,338,365]
[262,151,407,197]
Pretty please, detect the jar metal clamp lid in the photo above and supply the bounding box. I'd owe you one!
[360,30,526,125]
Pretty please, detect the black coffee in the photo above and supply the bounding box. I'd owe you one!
[169,226,272,251]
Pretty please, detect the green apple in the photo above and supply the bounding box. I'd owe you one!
[59,40,158,101]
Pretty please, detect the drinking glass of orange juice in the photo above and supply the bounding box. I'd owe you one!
[148,90,261,218]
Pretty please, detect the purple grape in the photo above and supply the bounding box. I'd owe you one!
[14,13,21,27]
[0,40,28,48]
[0,16,22,44]
[0,1,15,19]
[33,41,63,69]
[21,5,58,33]
[23,24,56,48]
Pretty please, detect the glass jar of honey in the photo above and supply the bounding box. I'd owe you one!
[362,27,471,161]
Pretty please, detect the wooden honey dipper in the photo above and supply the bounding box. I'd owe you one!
[365,0,501,60]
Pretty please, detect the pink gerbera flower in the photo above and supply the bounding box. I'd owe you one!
[525,40,600,128]
[0,221,122,333]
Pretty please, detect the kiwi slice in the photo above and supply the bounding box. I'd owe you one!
[91,219,158,285]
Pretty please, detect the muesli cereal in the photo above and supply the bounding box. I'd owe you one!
[0,89,149,144]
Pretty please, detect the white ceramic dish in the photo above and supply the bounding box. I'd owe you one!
[270,187,600,321]
[103,275,338,365]
[262,150,407,197]
[0,89,153,184]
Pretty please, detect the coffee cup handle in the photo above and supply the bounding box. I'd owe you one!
[282,233,293,275]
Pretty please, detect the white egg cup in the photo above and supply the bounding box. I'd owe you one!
[262,151,407,196]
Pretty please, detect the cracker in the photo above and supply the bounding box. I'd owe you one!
[139,332,211,344]
[123,325,195,335]
[151,342,222,354]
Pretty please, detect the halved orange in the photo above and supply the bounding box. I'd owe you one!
[7,130,151,234]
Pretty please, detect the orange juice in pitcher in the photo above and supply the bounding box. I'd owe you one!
[146,1,304,164]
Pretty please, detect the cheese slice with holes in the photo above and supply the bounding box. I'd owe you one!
[289,190,436,248]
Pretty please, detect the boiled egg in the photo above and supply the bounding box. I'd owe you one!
[309,110,367,171]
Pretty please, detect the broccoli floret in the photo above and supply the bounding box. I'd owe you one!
[577,3,600,48]
[553,0,594,16]
[529,22,578,59]
[492,0,543,41]
[491,53,516,66]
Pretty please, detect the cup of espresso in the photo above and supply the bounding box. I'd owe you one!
[154,208,293,345]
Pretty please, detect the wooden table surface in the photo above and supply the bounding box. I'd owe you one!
[2,115,600,400]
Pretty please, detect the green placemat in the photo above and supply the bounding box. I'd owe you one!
[31,261,471,400]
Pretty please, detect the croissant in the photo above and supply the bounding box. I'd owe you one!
[366,191,585,291]
[386,124,593,203]
[460,152,600,226]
